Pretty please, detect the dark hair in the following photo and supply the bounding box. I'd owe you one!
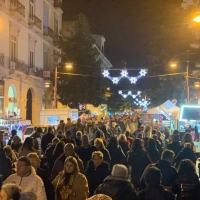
[67,118,71,121]
[152,129,157,135]
[21,137,35,151]
[65,131,71,136]
[161,149,174,160]
[172,134,180,142]
[178,159,196,175]
[36,127,43,133]
[147,138,156,148]
[144,166,161,186]
[53,141,65,157]
[95,130,101,138]
[18,156,31,166]
[107,136,118,147]
[11,129,17,136]
[133,138,144,150]
[47,126,53,133]
[173,130,179,135]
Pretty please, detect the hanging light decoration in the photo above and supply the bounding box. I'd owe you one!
[102,69,147,84]
[118,90,141,99]
[134,97,150,110]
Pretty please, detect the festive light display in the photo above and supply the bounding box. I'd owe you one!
[118,90,141,99]
[134,97,150,110]
[102,69,147,84]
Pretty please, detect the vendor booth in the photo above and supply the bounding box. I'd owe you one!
[145,100,180,132]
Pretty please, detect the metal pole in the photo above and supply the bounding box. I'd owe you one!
[186,61,190,104]
[54,66,57,108]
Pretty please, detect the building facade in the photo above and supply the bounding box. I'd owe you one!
[0,0,62,124]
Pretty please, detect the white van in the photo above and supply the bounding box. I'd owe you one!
[40,109,79,126]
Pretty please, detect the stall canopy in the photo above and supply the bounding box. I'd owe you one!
[147,100,180,119]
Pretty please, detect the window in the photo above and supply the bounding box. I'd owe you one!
[11,34,17,61]
[29,51,34,67]
[29,0,34,21]
[43,6,49,27]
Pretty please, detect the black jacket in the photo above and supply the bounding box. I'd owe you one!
[174,147,196,168]
[95,176,138,200]
[167,142,181,157]
[0,151,12,181]
[146,147,160,163]
[85,160,111,196]
[128,148,151,188]
[41,132,55,153]
[138,185,175,200]
[140,160,177,189]
[172,172,200,200]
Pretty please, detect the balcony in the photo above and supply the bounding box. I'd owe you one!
[43,26,54,41]
[29,14,42,31]
[27,65,43,78]
[9,58,27,73]
[54,0,62,10]
[0,53,4,67]
[54,35,62,47]
[10,0,25,21]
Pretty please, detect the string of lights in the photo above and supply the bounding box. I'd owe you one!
[118,90,142,99]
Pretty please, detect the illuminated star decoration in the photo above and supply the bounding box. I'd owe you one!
[134,98,150,110]
[102,69,147,84]
[118,90,142,99]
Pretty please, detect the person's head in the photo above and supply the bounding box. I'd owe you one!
[64,156,79,174]
[76,131,82,140]
[178,159,196,175]
[67,118,71,122]
[3,145,16,161]
[0,184,21,200]
[64,143,74,157]
[36,127,42,134]
[11,129,17,138]
[52,137,60,145]
[125,131,130,138]
[172,134,180,142]
[161,149,175,165]
[16,156,31,177]
[95,131,101,139]
[144,166,161,186]
[184,133,192,143]
[12,135,21,144]
[57,130,64,139]
[173,130,179,135]
[108,136,118,147]
[65,131,71,139]
[118,134,127,142]
[144,125,152,134]
[92,151,103,167]
[22,137,34,150]
[152,129,157,135]
[140,125,145,131]
[87,194,112,200]
[137,133,143,139]
[53,141,65,157]
[47,126,53,133]
[111,164,128,180]
[152,134,158,141]
[147,138,156,148]
[0,131,4,140]
[82,135,89,147]
[77,118,81,123]
[60,120,64,124]
[133,138,144,150]
[183,142,192,150]
[27,153,40,169]
[94,138,105,150]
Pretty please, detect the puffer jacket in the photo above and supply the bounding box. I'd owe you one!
[95,176,138,200]
[3,167,47,200]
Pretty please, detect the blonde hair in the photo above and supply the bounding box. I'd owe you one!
[144,125,152,134]
[3,145,17,162]
[94,138,105,149]
[92,151,103,159]
[27,153,40,166]
[118,134,127,141]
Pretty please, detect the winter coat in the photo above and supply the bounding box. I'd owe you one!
[52,170,89,200]
[118,141,130,156]
[11,143,22,153]
[85,160,111,196]
[140,160,177,189]
[174,147,197,168]
[167,141,182,157]
[3,166,47,200]
[95,176,138,200]
[146,147,160,163]
[107,144,126,169]
[138,185,175,200]
[41,132,55,153]
[76,145,98,169]
[51,153,84,180]
[18,147,37,157]
[99,148,111,164]
[127,148,151,188]
[172,172,200,200]
[0,151,12,181]
[57,123,65,132]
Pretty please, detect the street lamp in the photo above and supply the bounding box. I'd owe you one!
[54,62,73,108]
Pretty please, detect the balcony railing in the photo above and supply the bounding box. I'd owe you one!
[54,35,62,46]
[10,0,25,18]
[43,26,54,40]
[54,0,62,9]
[9,58,27,73]
[0,53,4,67]
[27,65,43,78]
[29,14,42,30]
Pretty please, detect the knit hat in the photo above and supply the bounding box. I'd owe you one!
[111,164,128,179]
[20,192,37,200]
[87,194,112,200]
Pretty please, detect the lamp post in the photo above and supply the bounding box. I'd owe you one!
[53,63,73,109]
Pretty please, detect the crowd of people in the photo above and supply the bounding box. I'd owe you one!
[0,115,200,200]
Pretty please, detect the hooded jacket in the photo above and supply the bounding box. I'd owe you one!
[3,166,47,200]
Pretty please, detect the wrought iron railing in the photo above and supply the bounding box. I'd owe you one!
[54,35,62,46]
[10,0,25,18]
[29,14,42,30]
[43,26,54,39]
[0,53,4,67]
[27,65,43,78]
[54,0,62,9]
